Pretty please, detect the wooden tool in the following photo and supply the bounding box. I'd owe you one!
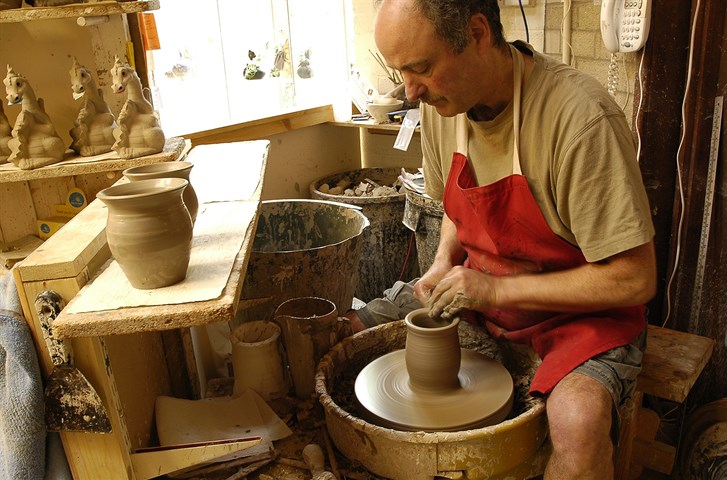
[302,444,336,480]
[36,290,111,432]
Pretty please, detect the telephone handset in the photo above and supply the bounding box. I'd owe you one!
[600,0,652,53]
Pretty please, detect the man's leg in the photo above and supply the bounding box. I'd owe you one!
[345,279,423,333]
[544,372,614,479]
[544,333,645,479]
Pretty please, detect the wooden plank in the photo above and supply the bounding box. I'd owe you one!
[0,0,160,24]
[130,437,262,479]
[0,234,43,268]
[0,136,186,184]
[104,332,172,451]
[15,197,109,282]
[630,439,676,476]
[637,325,715,402]
[186,106,334,146]
[0,180,37,243]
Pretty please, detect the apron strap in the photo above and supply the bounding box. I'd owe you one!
[509,44,524,176]
[455,113,469,156]
[454,44,525,174]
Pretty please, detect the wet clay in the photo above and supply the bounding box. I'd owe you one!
[354,308,514,432]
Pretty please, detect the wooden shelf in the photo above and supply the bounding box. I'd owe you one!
[328,119,420,135]
[41,141,270,338]
[0,0,159,24]
[0,137,187,184]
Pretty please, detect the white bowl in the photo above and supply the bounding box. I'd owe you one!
[366,100,404,123]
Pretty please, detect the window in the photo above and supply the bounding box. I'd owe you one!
[147,0,349,137]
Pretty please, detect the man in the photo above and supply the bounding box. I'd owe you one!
[360,1,658,478]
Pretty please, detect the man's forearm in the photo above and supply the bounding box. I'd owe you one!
[433,213,467,268]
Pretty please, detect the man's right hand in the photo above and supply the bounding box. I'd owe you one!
[413,261,452,305]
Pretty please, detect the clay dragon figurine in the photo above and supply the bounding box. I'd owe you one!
[69,57,117,156]
[110,56,165,159]
[3,65,65,170]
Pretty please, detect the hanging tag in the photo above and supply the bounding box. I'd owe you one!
[393,108,420,151]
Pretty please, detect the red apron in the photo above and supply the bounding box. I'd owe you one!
[442,45,645,395]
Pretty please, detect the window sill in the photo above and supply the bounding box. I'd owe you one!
[182,105,335,146]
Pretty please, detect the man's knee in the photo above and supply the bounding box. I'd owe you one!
[354,279,423,329]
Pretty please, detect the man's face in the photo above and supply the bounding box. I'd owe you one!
[374,2,485,117]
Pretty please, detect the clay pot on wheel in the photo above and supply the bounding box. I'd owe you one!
[97,178,193,289]
[123,161,199,223]
[405,310,461,392]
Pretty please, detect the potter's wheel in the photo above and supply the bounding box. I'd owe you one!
[355,348,514,432]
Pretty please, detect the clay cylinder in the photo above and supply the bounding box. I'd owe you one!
[404,308,461,391]
[231,321,290,400]
[274,297,339,399]
[123,161,199,223]
[97,178,193,289]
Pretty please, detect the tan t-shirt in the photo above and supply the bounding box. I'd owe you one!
[421,43,654,262]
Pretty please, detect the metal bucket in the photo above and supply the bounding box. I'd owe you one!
[237,199,369,323]
[310,168,419,302]
[403,190,444,275]
[315,321,549,480]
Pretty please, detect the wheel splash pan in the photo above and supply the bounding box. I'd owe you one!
[315,320,549,480]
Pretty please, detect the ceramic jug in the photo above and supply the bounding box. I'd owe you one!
[97,178,193,289]
[123,161,199,223]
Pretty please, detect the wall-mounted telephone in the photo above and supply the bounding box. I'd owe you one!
[600,0,652,53]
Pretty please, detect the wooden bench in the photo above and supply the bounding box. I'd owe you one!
[615,324,715,479]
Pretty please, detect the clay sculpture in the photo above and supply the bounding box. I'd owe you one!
[110,56,165,159]
[0,102,11,164]
[3,65,65,170]
[69,58,116,156]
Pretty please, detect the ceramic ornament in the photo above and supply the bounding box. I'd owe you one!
[109,56,165,159]
[4,65,65,170]
[69,57,117,157]
[0,102,11,164]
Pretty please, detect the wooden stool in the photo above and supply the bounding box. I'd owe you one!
[614,325,715,479]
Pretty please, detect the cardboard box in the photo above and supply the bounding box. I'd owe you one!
[37,216,70,240]
[37,188,88,240]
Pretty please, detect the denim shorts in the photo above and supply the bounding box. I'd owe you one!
[572,329,646,443]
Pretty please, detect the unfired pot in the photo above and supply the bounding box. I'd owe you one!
[97,178,193,289]
[123,161,199,223]
[315,321,550,480]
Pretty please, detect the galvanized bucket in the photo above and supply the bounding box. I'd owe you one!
[237,199,369,323]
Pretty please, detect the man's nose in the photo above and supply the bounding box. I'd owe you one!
[404,75,426,102]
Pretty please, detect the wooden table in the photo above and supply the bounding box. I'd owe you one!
[13,140,270,480]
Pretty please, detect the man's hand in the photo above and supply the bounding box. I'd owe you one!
[426,266,497,319]
[413,261,452,305]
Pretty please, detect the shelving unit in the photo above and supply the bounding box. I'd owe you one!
[0,0,160,23]
[0,0,164,249]
[13,140,269,479]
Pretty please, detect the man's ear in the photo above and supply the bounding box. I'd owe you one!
[469,13,491,49]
